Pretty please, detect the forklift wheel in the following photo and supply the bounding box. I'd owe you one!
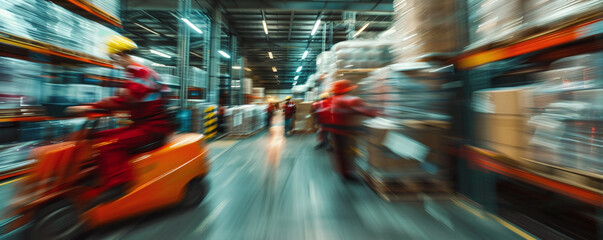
[28,200,83,240]
[180,178,208,208]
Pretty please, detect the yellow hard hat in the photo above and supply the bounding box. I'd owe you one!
[319,92,329,99]
[106,35,138,55]
[285,96,292,100]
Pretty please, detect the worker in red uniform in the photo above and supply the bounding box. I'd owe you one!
[283,96,296,136]
[312,92,332,149]
[327,80,378,179]
[67,36,174,205]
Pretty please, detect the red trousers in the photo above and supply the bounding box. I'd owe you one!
[94,127,164,188]
[332,133,355,178]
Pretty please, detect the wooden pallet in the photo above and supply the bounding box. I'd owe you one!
[358,165,452,202]
[227,127,265,138]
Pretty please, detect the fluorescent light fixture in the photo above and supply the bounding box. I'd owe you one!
[151,63,167,67]
[262,20,269,35]
[311,19,321,36]
[150,49,171,58]
[135,23,159,35]
[301,50,308,59]
[296,66,302,72]
[245,67,252,71]
[272,67,277,72]
[181,18,203,34]
[353,23,370,38]
[294,75,299,80]
[232,66,241,69]
[218,50,230,58]
[268,51,273,59]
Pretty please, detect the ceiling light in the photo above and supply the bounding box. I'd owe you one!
[151,63,167,67]
[301,50,308,60]
[268,51,273,59]
[181,18,203,34]
[353,23,370,38]
[311,19,321,36]
[218,50,230,58]
[245,67,252,71]
[262,20,269,35]
[232,66,241,69]
[294,76,299,80]
[272,67,277,72]
[296,66,303,72]
[150,49,171,58]
[134,23,159,35]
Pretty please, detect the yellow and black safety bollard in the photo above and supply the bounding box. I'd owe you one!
[203,106,218,140]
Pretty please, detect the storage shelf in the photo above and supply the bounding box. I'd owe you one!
[48,0,122,28]
[457,16,603,70]
[0,31,113,68]
[463,145,602,207]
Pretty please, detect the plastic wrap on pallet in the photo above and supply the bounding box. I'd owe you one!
[526,54,603,175]
[0,57,44,108]
[87,0,121,19]
[357,63,453,120]
[467,0,601,47]
[0,0,122,60]
[226,105,266,135]
[316,51,336,74]
[331,40,394,70]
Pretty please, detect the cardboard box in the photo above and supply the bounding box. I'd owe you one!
[473,86,533,115]
[474,113,530,148]
[365,120,451,168]
[367,144,421,171]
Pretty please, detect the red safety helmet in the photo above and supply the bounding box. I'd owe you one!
[331,79,357,95]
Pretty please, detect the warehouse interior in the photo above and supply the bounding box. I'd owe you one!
[0,0,602,239]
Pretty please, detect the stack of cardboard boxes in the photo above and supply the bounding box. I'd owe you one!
[364,118,450,173]
[293,101,316,132]
[472,86,533,161]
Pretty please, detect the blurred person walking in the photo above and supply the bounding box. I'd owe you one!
[312,92,333,150]
[327,80,378,180]
[266,101,276,127]
[282,96,296,136]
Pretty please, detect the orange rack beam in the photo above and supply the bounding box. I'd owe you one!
[457,18,602,69]
[463,146,602,207]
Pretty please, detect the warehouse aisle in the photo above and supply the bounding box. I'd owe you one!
[80,120,530,240]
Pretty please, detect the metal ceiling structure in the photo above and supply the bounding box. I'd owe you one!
[122,0,393,89]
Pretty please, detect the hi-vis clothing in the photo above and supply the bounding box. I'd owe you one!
[89,63,173,189]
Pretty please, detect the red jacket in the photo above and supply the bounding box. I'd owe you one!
[313,97,333,124]
[89,63,173,135]
[328,94,377,135]
[283,101,296,119]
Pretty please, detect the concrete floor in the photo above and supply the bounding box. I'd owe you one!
[0,114,531,240]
